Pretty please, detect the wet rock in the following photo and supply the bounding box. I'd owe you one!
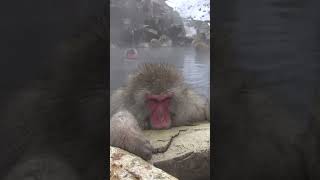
[143,27,159,41]
[137,42,150,48]
[110,0,211,48]
[145,122,210,180]
[184,19,210,45]
[149,35,172,48]
[110,147,178,180]
[110,122,210,180]
[165,24,186,46]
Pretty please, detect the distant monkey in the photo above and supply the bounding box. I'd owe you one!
[150,38,162,48]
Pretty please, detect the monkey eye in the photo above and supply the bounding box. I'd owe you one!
[145,95,160,102]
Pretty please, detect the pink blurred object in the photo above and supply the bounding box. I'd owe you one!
[125,48,138,59]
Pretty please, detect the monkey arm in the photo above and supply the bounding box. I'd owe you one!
[110,89,125,117]
[110,110,153,160]
[173,87,209,126]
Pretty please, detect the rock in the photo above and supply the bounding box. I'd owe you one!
[146,28,159,35]
[149,35,173,48]
[137,42,150,48]
[110,147,178,180]
[110,0,211,48]
[144,27,159,41]
[110,122,210,180]
[183,18,210,45]
[150,38,162,48]
[110,0,186,47]
[145,122,210,180]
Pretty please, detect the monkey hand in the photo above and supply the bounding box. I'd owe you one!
[124,132,154,160]
[110,110,154,160]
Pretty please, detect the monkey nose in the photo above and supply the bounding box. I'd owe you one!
[157,111,164,119]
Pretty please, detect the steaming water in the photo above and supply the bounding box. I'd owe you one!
[110,47,210,99]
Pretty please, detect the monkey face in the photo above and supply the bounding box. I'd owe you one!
[145,92,174,129]
[128,63,183,129]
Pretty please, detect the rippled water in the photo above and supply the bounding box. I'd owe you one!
[110,47,210,99]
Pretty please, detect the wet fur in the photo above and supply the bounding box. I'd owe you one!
[110,63,209,160]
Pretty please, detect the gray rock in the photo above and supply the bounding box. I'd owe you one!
[110,122,210,180]
[110,147,178,180]
[110,0,186,47]
[145,122,210,180]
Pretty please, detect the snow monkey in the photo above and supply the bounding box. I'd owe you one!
[110,63,209,160]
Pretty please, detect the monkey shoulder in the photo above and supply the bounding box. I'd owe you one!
[173,86,209,123]
[110,88,128,115]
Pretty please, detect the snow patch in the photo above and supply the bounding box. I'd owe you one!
[165,0,210,21]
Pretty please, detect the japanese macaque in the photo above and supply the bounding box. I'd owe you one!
[159,35,172,47]
[192,39,210,53]
[150,38,162,48]
[150,35,172,48]
[192,32,210,53]
[194,41,210,53]
[110,63,209,160]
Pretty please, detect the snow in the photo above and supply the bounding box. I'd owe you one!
[184,25,197,37]
[165,0,210,21]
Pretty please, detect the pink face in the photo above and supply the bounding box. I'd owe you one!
[145,92,174,129]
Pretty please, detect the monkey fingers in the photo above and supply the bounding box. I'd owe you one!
[110,110,154,160]
[125,133,154,161]
[113,127,154,160]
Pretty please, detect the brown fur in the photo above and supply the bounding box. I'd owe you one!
[110,63,209,160]
[193,40,210,53]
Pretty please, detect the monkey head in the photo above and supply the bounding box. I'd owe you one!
[127,63,183,130]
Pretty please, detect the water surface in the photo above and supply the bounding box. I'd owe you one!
[110,47,210,99]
